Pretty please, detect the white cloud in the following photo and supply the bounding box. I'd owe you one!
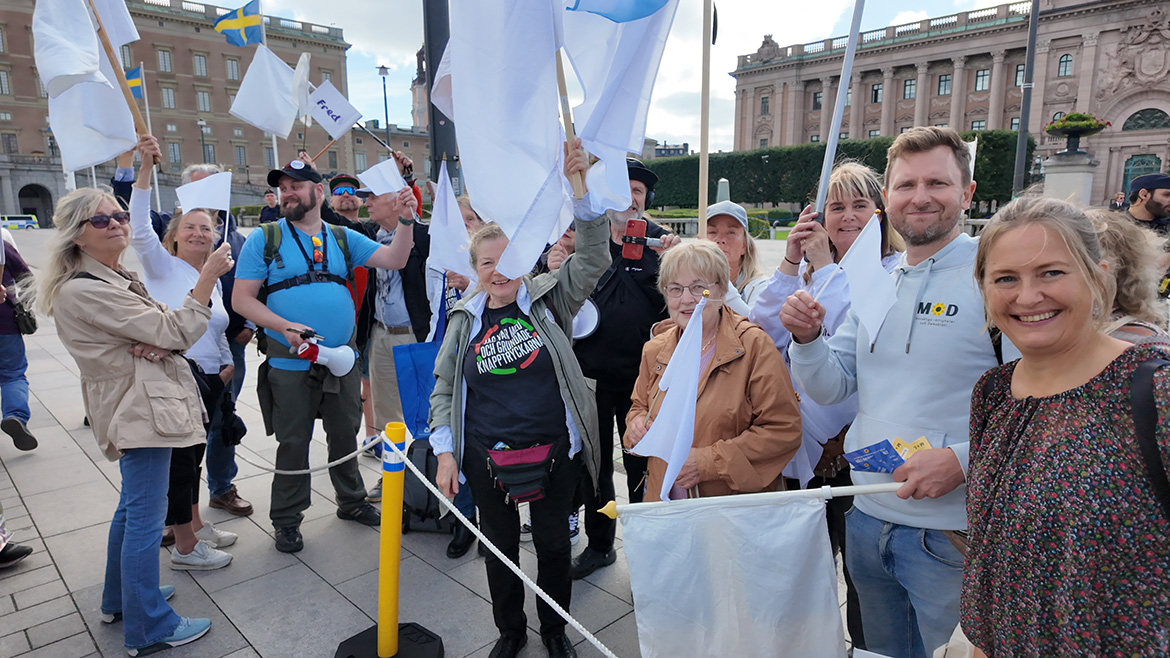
[890,10,930,25]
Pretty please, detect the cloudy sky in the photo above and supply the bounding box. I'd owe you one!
[264,0,1005,154]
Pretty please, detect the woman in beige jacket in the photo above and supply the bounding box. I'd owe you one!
[34,187,233,656]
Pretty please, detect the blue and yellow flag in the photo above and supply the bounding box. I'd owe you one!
[214,0,263,47]
[125,66,143,99]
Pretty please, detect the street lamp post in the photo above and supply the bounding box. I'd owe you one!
[197,119,208,164]
[378,65,390,160]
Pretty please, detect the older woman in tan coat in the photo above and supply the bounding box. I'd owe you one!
[625,242,802,500]
[34,187,233,656]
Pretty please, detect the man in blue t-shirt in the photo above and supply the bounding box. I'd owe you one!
[233,159,418,553]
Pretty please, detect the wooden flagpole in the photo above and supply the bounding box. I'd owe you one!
[555,51,585,200]
[84,0,157,164]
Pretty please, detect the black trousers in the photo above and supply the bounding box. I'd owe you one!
[165,443,206,526]
[579,383,647,553]
[463,436,581,640]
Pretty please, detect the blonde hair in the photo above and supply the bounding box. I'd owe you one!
[33,187,124,316]
[974,195,1114,328]
[805,161,904,284]
[1088,209,1167,325]
[885,126,972,188]
[161,209,220,260]
[468,222,507,266]
[735,234,765,293]
[658,242,730,298]
[456,195,486,230]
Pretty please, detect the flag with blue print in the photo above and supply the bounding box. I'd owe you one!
[125,66,143,99]
[214,0,263,47]
[566,0,670,22]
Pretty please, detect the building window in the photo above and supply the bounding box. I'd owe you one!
[233,128,243,137]
[938,74,952,96]
[168,142,181,163]
[402,141,409,148]
[356,137,363,145]
[1010,117,1020,131]
[900,126,910,133]
[971,120,986,131]
[203,144,215,164]
[355,152,367,170]
[974,69,990,91]
[845,88,851,106]
[228,94,236,106]
[166,123,177,132]
[322,70,332,82]
[328,151,338,169]
[265,146,275,168]
[158,49,172,73]
[868,129,880,138]
[121,45,133,69]
[1057,54,1073,77]
[871,83,882,104]
[1,133,17,154]
[161,87,175,108]
[37,75,48,98]
[760,96,770,115]
[759,138,768,148]
[840,132,849,139]
[903,79,915,99]
[812,91,822,110]
[197,90,211,113]
[0,112,10,121]
[0,71,9,96]
[235,145,246,165]
[201,125,211,135]
[1123,108,1170,131]
[1053,111,1065,122]
[1015,64,1026,87]
[810,135,820,143]
[225,59,240,81]
[935,123,948,128]
[194,54,207,77]
[0,26,5,53]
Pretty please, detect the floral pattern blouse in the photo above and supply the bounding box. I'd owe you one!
[961,346,1170,656]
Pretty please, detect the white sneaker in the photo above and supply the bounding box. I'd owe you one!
[171,541,233,571]
[194,522,237,549]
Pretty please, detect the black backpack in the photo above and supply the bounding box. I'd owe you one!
[401,437,456,534]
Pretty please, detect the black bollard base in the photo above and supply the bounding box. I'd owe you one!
[334,622,444,658]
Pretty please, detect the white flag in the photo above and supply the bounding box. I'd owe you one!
[292,52,313,127]
[562,0,680,213]
[176,171,231,213]
[632,296,706,501]
[88,0,139,48]
[357,158,407,197]
[230,45,297,139]
[34,0,137,172]
[308,80,361,140]
[622,494,846,657]
[966,137,978,180]
[835,212,897,345]
[427,161,476,279]
[438,0,573,279]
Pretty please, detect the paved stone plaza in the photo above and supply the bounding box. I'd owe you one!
[0,227,851,657]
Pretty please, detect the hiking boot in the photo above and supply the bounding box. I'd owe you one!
[569,547,616,580]
[101,586,176,624]
[194,522,237,549]
[337,503,380,526]
[275,526,303,553]
[208,486,253,517]
[126,617,211,656]
[170,542,232,571]
[1,417,37,451]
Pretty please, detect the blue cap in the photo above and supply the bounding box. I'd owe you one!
[1130,173,1170,195]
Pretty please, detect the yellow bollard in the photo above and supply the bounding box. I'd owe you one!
[378,422,406,658]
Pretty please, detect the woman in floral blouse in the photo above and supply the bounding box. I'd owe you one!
[963,195,1170,656]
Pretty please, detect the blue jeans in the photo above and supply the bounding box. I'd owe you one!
[204,393,237,498]
[101,448,181,650]
[0,333,30,422]
[454,484,475,519]
[845,506,964,658]
[229,340,246,401]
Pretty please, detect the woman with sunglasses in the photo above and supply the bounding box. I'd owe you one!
[33,182,234,655]
[127,135,238,570]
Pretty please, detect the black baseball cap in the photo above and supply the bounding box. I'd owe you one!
[627,157,659,190]
[267,160,323,187]
[1130,173,1170,195]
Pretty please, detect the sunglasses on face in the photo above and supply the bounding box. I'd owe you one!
[332,186,357,196]
[84,212,131,229]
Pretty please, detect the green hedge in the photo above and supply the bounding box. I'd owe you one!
[644,130,1034,209]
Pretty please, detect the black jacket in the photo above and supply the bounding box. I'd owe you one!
[348,216,432,347]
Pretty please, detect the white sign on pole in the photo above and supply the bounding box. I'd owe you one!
[308,80,362,140]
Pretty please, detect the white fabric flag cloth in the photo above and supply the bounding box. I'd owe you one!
[622,494,846,658]
[834,212,897,344]
[966,138,978,180]
[562,0,680,214]
[176,172,231,213]
[33,0,137,172]
[230,45,298,139]
[437,0,573,279]
[357,159,407,197]
[292,53,313,127]
[427,160,476,279]
[89,0,139,47]
[308,80,361,140]
[631,296,705,501]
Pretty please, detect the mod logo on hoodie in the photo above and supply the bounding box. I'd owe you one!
[916,300,960,327]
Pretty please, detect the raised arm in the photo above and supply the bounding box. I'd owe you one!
[127,135,174,280]
[363,187,418,271]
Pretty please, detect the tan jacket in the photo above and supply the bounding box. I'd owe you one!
[54,254,211,461]
[628,309,802,501]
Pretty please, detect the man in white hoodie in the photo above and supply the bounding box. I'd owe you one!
[781,127,1000,658]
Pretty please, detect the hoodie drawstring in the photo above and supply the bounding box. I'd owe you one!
[903,258,936,354]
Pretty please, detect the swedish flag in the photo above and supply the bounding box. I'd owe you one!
[214,0,263,47]
[125,66,143,99]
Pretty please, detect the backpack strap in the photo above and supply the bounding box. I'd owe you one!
[261,220,284,271]
[990,326,1004,366]
[1131,357,1170,523]
[327,223,353,285]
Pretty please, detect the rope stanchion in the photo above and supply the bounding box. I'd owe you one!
[233,433,384,476]
[384,439,621,658]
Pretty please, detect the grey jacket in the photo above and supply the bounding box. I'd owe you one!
[428,211,612,494]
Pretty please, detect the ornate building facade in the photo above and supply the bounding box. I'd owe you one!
[731,0,1170,205]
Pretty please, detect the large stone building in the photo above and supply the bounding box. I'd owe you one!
[731,0,1170,205]
[0,0,429,221]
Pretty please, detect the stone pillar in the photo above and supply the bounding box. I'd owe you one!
[988,50,1007,130]
[786,80,805,145]
[734,88,744,150]
[1075,32,1099,113]
[742,87,756,151]
[949,56,967,130]
[1027,40,1051,140]
[819,77,835,141]
[880,67,896,136]
[0,172,15,216]
[914,63,930,127]
[1043,151,1098,205]
[848,74,863,139]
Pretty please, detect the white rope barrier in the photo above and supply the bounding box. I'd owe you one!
[233,433,384,476]
[601,481,904,518]
[383,439,621,658]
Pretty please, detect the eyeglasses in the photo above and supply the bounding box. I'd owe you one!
[663,283,712,299]
[311,235,324,263]
[84,212,131,229]
[332,186,357,196]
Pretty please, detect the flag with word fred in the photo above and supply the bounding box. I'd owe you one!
[214,0,263,47]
